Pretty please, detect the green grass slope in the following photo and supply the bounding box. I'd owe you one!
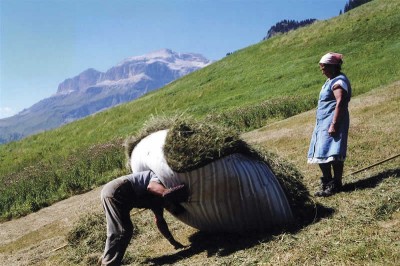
[0,0,399,220]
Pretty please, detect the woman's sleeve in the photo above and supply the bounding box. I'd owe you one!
[332,79,348,93]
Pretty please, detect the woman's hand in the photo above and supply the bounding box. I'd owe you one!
[328,123,337,136]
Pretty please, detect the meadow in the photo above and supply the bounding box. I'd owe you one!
[0,0,399,264]
[62,73,400,266]
[0,0,399,221]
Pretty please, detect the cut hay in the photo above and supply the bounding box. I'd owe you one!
[125,115,314,224]
[164,119,252,172]
[65,213,106,265]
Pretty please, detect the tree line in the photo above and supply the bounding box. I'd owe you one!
[341,0,373,14]
[263,19,317,40]
[262,0,373,41]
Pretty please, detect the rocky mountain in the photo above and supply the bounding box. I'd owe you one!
[0,49,211,144]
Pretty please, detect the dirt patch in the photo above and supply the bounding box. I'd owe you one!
[0,187,103,266]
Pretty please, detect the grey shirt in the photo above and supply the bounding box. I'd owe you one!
[127,170,160,198]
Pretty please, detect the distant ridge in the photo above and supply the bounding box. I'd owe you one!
[0,49,211,144]
[263,19,317,40]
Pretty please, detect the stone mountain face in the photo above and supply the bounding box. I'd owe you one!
[0,49,211,144]
[56,68,104,95]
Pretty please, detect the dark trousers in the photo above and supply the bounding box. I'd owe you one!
[100,176,136,266]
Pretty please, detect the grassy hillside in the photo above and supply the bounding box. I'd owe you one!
[1,0,400,220]
[57,79,399,266]
[45,75,400,265]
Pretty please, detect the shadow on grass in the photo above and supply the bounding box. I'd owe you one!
[144,203,334,266]
[342,168,400,192]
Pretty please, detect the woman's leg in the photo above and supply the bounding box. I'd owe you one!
[319,163,333,180]
[332,161,344,189]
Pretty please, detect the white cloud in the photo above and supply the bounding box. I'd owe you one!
[0,107,16,119]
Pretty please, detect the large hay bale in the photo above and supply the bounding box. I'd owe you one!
[125,116,313,232]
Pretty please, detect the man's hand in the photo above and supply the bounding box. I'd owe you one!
[152,207,186,250]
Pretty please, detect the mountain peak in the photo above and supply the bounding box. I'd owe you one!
[146,48,175,58]
[117,49,211,67]
[57,68,103,95]
[0,49,211,143]
[120,49,175,63]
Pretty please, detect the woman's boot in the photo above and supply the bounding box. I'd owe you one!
[314,176,332,197]
[315,178,342,197]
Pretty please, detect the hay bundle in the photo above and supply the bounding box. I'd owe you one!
[125,116,313,232]
[164,119,253,172]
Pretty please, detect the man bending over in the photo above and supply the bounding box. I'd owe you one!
[99,170,189,266]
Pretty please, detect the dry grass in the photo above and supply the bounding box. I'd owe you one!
[2,82,398,266]
[2,80,398,265]
[59,82,400,265]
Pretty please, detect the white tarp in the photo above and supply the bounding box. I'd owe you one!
[130,130,293,232]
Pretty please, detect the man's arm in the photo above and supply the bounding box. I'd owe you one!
[148,180,189,203]
[151,206,185,249]
[147,180,167,196]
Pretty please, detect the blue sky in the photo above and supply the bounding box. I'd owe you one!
[0,0,347,119]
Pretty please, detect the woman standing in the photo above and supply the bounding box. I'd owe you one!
[308,52,352,197]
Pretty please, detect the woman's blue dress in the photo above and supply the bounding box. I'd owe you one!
[308,74,351,163]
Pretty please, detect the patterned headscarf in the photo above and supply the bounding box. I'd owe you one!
[319,52,343,65]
